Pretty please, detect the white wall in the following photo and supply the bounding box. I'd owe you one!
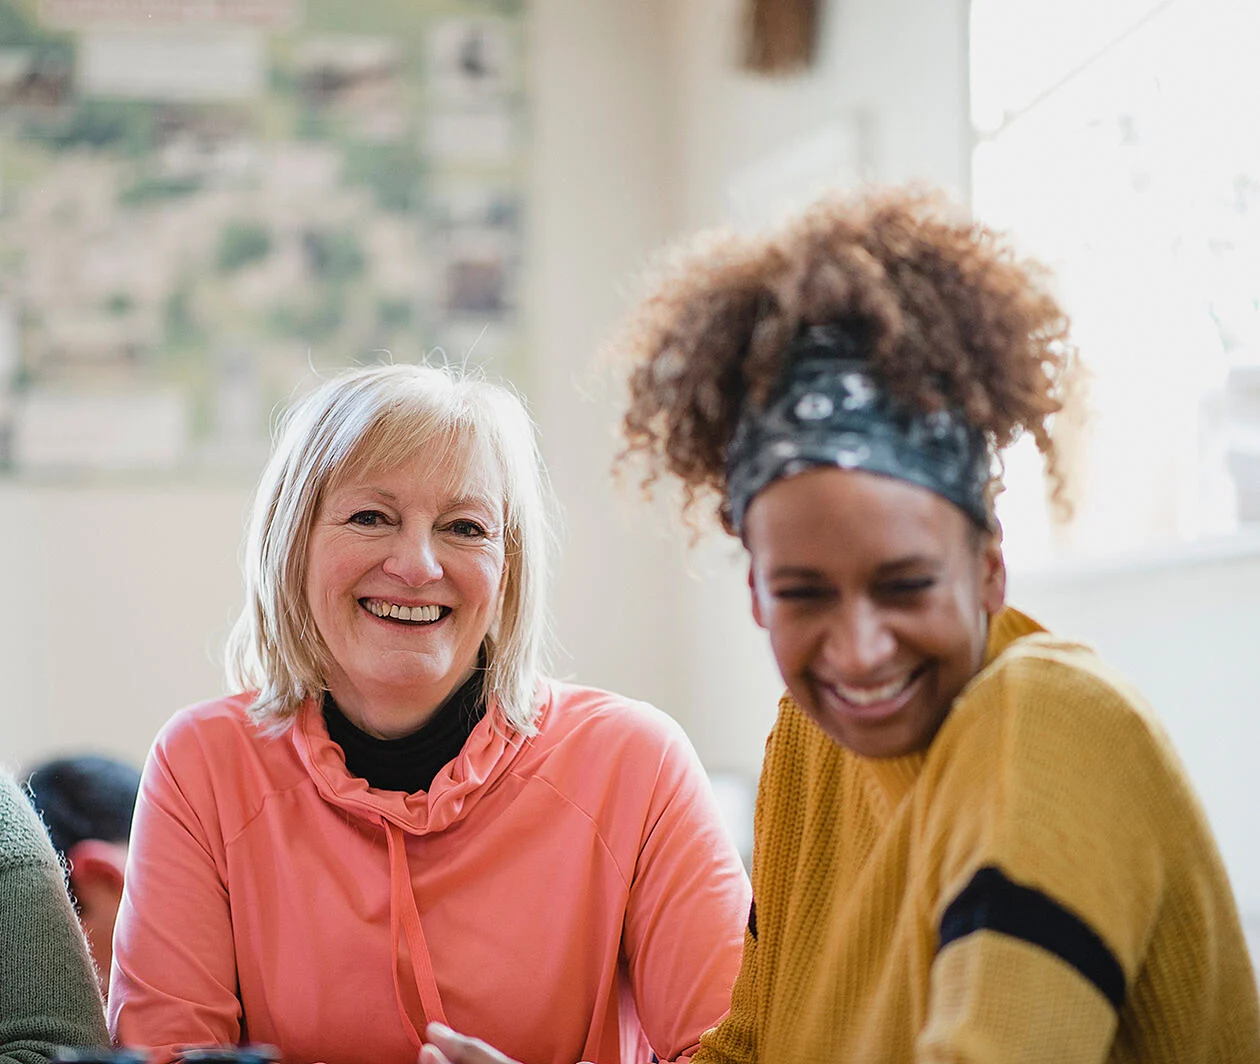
[523,0,686,713]
[0,484,250,768]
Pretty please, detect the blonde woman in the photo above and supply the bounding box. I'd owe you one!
[110,364,749,1064]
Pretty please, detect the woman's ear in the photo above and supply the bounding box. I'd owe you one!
[748,561,768,629]
[978,532,1006,615]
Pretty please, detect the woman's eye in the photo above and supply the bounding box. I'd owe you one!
[348,510,388,527]
[448,519,488,538]
[881,578,935,597]
[773,586,830,602]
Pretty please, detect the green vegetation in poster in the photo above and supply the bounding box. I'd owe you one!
[28,100,158,156]
[217,222,274,273]
[119,174,202,207]
[344,140,425,214]
[377,297,413,331]
[303,229,366,284]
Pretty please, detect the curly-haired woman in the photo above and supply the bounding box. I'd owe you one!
[613,189,1260,1063]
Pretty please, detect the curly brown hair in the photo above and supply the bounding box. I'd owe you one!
[612,187,1076,534]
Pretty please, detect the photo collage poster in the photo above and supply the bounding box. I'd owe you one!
[0,0,527,477]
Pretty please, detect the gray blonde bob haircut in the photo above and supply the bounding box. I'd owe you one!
[226,362,554,735]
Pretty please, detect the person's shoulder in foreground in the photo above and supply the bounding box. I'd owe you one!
[0,770,108,1064]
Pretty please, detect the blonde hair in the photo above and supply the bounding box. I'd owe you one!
[226,363,554,734]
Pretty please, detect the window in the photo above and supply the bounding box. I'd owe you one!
[971,0,1260,571]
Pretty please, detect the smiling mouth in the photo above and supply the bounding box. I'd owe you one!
[360,598,450,625]
[822,664,929,712]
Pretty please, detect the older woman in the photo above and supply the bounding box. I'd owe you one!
[109,364,750,1064]
[613,190,1260,1062]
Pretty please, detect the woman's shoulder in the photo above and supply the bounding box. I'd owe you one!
[154,691,271,755]
[538,679,693,750]
[972,626,1161,733]
[147,692,306,800]
[945,621,1188,791]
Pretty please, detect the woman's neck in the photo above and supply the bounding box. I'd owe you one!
[324,666,477,740]
[322,670,486,793]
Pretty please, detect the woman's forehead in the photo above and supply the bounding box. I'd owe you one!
[334,438,504,505]
[746,467,969,554]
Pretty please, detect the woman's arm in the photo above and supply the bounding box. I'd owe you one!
[108,725,242,1061]
[914,654,1173,1063]
[0,776,107,1064]
[618,718,752,1064]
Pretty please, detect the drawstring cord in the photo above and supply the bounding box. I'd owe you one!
[384,818,448,1046]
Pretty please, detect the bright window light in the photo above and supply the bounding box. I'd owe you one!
[971,0,1260,571]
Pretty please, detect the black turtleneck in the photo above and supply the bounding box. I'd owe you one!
[322,670,487,794]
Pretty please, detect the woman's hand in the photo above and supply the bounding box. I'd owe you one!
[419,1022,522,1064]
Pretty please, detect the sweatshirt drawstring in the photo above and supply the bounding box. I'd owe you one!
[384,818,448,1046]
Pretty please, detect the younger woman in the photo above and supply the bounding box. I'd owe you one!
[615,189,1260,1063]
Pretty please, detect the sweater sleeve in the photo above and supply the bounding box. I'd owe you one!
[914,649,1171,1064]
[692,704,802,1064]
[618,715,751,1064]
[108,720,242,1062]
[0,776,108,1064]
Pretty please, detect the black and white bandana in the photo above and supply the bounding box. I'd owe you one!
[724,325,992,533]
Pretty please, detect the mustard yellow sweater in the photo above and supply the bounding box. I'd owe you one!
[695,607,1260,1063]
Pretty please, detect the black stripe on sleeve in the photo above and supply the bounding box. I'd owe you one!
[938,865,1126,1010]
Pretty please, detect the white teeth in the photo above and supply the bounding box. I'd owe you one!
[834,676,911,706]
[365,600,442,623]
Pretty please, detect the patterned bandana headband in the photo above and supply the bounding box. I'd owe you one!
[724,325,993,534]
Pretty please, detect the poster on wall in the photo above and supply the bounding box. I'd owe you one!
[0,0,527,478]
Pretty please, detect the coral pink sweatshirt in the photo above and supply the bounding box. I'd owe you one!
[109,682,750,1064]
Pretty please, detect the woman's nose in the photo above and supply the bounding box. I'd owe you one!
[381,530,444,586]
[827,601,897,680]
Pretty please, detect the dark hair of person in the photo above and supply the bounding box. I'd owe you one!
[613,187,1076,534]
[26,755,141,857]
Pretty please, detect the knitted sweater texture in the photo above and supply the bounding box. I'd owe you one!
[694,607,1260,1063]
[0,772,108,1064]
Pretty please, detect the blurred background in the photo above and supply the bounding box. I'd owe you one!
[1,0,1258,951]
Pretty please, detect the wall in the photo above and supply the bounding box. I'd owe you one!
[0,484,250,766]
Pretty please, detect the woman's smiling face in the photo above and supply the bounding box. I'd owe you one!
[743,466,1005,759]
[304,443,507,738]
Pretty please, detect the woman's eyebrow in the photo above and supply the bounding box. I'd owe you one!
[767,565,826,581]
[874,554,940,575]
[446,492,498,511]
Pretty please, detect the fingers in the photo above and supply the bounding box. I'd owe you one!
[421,1022,518,1064]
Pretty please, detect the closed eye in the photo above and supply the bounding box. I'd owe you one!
[772,585,833,602]
[879,577,936,597]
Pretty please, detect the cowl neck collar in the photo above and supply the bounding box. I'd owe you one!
[291,683,546,835]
